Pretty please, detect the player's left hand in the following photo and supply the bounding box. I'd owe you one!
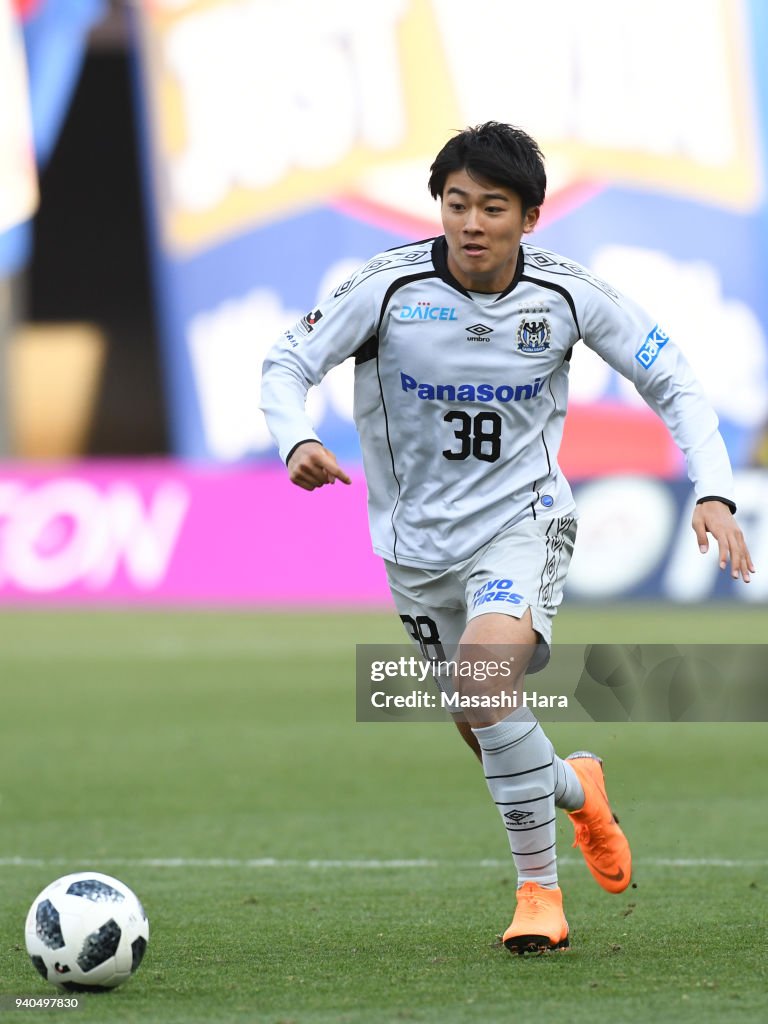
[692,501,755,582]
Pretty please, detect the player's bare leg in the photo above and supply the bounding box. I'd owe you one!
[454,718,482,760]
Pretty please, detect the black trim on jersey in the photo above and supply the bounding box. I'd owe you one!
[497,247,525,298]
[696,495,737,514]
[520,274,581,337]
[529,481,538,521]
[531,384,558,516]
[354,335,379,365]
[334,243,433,301]
[543,376,558,473]
[431,237,472,297]
[530,449,551,519]
[371,268,445,564]
[431,237,525,298]
[378,271,441,331]
[540,430,552,477]
[285,438,322,465]
[375,352,403,564]
[356,256,441,362]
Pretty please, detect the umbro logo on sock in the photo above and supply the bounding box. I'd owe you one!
[504,810,535,825]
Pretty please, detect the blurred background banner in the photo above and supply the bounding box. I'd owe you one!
[0,464,765,604]
[131,0,768,471]
[1,0,766,605]
[0,461,386,604]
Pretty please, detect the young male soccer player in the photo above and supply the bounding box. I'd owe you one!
[260,122,753,954]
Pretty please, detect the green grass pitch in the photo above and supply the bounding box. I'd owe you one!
[0,605,767,1023]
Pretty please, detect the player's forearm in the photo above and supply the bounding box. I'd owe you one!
[681,428,735,505]
[642,381,735,502]
[260,358,321,464]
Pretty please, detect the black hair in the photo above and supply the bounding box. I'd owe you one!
[428,122,546,210]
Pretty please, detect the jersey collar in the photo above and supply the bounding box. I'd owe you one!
[431,237,525,300]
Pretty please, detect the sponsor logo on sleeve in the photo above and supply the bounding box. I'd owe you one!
[296,308,324,337]
[635,325,669,369]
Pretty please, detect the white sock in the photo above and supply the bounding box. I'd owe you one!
[553,755,585,811]
[472,709,558,887]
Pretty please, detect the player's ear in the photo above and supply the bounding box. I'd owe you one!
[523,206,541,234]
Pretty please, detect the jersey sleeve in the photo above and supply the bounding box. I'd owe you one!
[260,270,379,463]
[580,287,735,502]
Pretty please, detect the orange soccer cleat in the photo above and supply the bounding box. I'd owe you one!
[503,882,570,955]
[566,751,632,894]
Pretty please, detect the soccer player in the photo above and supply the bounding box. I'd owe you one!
[260,122,753,954]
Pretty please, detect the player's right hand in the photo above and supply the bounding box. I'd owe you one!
[287,441,352,491]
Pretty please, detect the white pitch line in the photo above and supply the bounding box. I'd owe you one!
[0,856,766,870]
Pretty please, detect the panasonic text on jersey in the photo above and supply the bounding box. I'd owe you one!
[400,372,546,403]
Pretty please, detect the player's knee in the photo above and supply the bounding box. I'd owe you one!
[461,608,536,647]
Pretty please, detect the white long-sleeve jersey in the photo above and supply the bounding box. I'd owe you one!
[261,237,734,568]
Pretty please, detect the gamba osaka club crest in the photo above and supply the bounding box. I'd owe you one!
[517,318,551,354]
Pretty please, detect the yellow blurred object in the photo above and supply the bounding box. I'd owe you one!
[9,323,106,459]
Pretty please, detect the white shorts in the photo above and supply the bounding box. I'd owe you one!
[385,515,577,675]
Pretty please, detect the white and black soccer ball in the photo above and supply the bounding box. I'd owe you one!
[24,871,149,992]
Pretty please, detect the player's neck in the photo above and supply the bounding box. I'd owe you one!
[445,249,519,294]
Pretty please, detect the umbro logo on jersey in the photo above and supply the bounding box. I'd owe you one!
[398,302,458,321]
[517,318,551,353]
[466,323,493,343]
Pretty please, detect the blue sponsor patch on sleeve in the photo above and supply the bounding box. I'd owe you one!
[635,325,670,369]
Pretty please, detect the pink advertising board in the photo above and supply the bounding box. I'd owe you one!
[0,462,391,605]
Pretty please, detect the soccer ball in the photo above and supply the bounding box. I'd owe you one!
[24,871,149,992]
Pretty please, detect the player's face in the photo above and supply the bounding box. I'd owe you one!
[441,169,540,292]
